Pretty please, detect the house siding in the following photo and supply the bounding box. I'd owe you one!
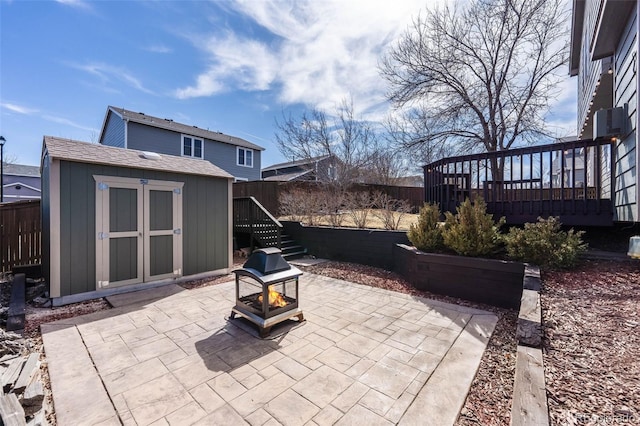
[119,121,261,181]
[204,142,260,181]
[101,112,126,148]
[577,0,611,135]
[613,6,638,222]
[127,122,182,156]
[55,160,230,297]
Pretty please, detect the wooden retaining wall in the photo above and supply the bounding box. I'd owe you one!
[282,221,410,270]
[393,244,524,309]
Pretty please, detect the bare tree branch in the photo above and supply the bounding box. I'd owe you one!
[381,0,569,159]
[274,99,396,186]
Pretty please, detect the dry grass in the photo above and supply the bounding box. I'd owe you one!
[279,209,419,231]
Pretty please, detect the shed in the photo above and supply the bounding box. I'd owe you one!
[41,136,234,305]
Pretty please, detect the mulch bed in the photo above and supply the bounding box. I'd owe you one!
[541,259,640,424]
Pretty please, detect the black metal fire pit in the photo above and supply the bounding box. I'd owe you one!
[230,247,304,337]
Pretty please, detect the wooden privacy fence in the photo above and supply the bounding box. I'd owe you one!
[233,181,424,215]
[0,200,41,273]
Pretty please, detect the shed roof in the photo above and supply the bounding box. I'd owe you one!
[42,136,234,179]
[105,106,264,151]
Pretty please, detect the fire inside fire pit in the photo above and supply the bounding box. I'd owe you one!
[230,248,304,337]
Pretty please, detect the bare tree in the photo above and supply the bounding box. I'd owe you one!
[274,99,382,187]
[381,0,569,175]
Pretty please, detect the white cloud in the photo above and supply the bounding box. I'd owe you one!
[42,114,97,132]
[176,0,576,129]
[55,0,92,11]
[1,101,95,133]
[1,102,38,115]
[175,0,427,116]
[545,77,578,139]
[69,62,155,95]
[145,44,172,54]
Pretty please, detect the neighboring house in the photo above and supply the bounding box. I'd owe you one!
[99,106,264,182]
[41,136,233,305]
[261,155,337,182]
[2,163,41,202]
[570,0,638,222]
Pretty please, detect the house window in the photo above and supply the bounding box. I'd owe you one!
[234,177,248,182]
[237,147,253,167]
[182,135,203,159]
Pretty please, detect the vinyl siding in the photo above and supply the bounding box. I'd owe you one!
[126,122,261,180]
[613,6,638,222]
[101,112,126,148]
[127,122,181,156]
[56,160,230,296]
[204,142,261,181]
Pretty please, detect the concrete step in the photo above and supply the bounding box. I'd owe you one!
[282,250,307,260]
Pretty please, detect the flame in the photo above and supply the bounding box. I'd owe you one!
[258,285,287,308]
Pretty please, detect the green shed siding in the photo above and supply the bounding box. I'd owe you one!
[56,160,229,297]
[182,172,229,275]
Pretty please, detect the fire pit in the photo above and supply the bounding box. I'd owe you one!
[230,247,304,337]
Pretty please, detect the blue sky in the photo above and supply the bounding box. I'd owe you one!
[0,0,576,168]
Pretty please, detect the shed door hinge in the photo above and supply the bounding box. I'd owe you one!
[173,229,182,235]
[98,182,109,191]
[98,232,109,240]
[173,188,181,194]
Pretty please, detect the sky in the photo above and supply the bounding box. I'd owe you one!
[0,0,576,169]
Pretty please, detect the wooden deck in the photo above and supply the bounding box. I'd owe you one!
[424,139,614,226]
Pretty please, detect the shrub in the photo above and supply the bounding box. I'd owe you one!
[504,216,587,268]
[345,191,373,228]
[371,191,412,230]
[442,198,505,257]
[279,188,322,225]
[319,188,345,227]
[279,189,304,221]
[407,202,443,251]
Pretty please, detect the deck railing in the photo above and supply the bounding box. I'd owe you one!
[424,139,614,226]
[233,196,282,252]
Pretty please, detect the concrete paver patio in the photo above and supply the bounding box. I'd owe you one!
[41,273,498,426]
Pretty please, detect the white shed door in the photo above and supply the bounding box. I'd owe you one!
[95,176,183,289]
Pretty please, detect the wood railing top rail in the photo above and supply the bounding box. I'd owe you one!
[423,138,610,169]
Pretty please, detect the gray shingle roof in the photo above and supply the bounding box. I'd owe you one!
[262,155,331,172]
[4,164,41,177]
[43,136,234,179]
[262,169,313,181]
[108,106,264,151]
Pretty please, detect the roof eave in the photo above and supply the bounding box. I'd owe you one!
[591,0,636,60]
[569,0,586,77]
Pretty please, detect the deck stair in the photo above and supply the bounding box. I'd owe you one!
[233,197,306,260]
